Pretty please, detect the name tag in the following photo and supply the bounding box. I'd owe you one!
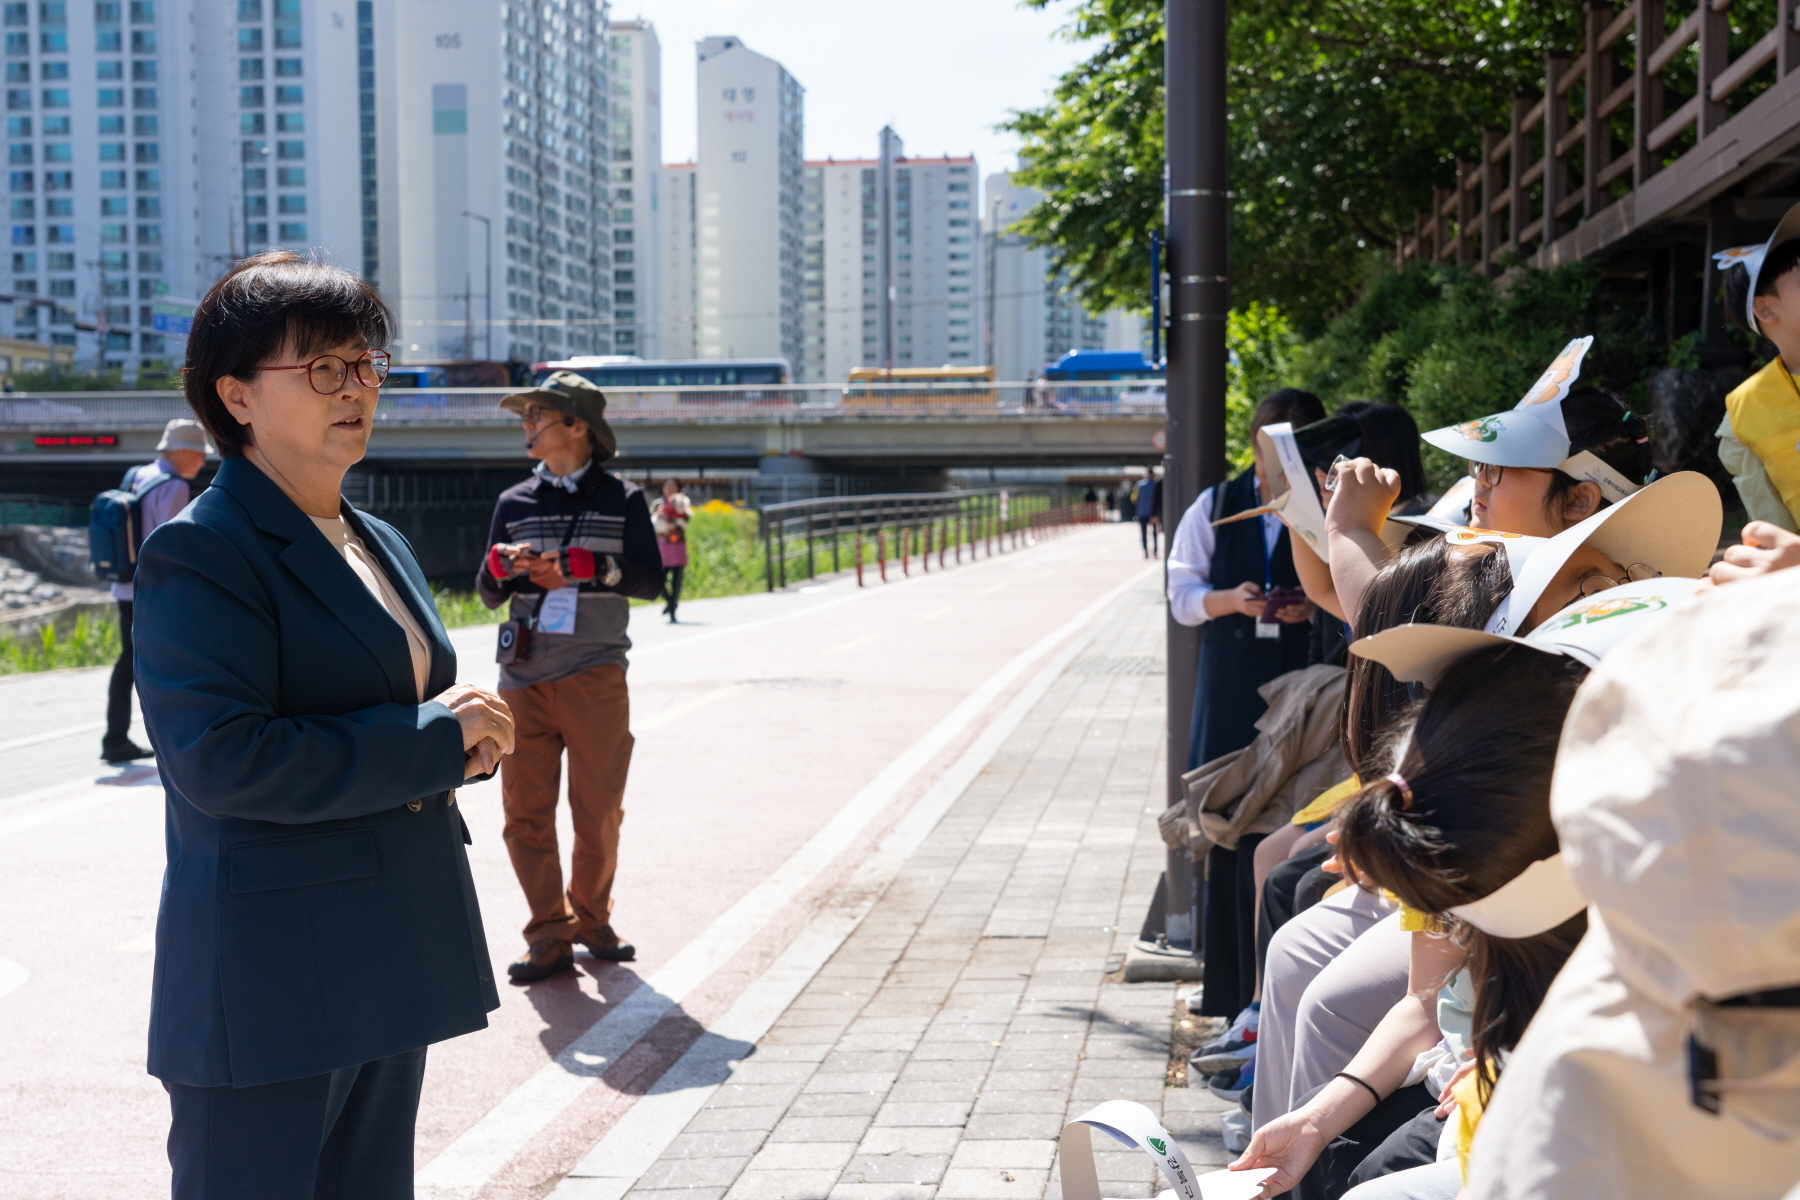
[538,586,579,635]
[1255,619,1280,639]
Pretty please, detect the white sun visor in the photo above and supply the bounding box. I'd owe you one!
[1348,576,1704,689]
[1712,200,1800,336]
[1485,471,1721,636]
[1450,853,1587,940]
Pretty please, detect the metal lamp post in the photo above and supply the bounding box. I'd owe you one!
[1161,0,1230,952]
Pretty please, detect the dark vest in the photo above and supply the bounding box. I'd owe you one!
[1187,467,1312,769]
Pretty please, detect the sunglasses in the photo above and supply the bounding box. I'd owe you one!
[262,349,391,394]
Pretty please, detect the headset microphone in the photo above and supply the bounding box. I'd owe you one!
[523,414,576,449]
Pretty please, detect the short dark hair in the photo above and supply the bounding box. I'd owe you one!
[1333,400,1428,504]
[1544,386,1652,515]
[1250,387,1327,434]
[1722,238,1800,338]
[182,250,392,457]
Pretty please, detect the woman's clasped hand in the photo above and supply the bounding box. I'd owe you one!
[435,683,516,777]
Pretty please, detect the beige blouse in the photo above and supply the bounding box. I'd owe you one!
[308,514,432,702]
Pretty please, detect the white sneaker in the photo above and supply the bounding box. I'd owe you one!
[1219,1108,1251,1154]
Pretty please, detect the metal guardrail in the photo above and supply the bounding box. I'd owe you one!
[0,383,1166,430]
[757,487,1105,591]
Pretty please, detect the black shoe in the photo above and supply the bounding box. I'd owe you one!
[506,938,574,983]
[101,738,153,764]
[575,927,636,962]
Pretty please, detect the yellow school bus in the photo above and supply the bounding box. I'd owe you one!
[842,365,998,407]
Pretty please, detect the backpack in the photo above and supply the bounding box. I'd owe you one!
[89,464,173,584]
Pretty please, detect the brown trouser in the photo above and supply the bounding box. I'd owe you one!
[499,662,632,946]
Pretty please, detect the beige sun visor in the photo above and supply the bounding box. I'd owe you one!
[1485,471,1721,635]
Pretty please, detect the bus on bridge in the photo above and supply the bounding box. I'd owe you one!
[532,355,794,388]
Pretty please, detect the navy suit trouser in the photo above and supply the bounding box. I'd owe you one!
[164,1047,426,1199]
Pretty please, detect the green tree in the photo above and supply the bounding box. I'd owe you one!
[1004,0,1583,331]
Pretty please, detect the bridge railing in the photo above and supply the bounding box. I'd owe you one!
[0,383,1165,430]
[757,487,1106,591]
[1396,0,1800,273]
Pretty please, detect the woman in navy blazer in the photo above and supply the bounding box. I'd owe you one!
[133,251,515,1197]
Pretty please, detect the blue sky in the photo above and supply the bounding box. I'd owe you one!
[623,0,1093,176]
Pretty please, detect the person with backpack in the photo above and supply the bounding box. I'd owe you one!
[94,418,207,763]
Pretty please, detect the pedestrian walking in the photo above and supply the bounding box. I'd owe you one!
[478,371,663,983]
[1135,472,1163,557]
[96,418,206,764]
[651,477,693,622]
[132,251,513,1196]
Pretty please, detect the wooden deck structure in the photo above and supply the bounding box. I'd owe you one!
[1398,0,1800,342]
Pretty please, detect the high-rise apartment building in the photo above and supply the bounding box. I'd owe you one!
[12,0,614,377]
[983,170,1109,379]
[693,35,802,364]
[795,131,978,383]
[657,159,695,358]
[377,0,612,364]
[607,18,658,357]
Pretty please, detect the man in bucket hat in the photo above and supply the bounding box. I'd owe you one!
[476,371,663,982]
[102,417,209,763]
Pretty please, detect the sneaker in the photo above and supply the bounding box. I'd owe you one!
[1207,1057,1255,1103]
[1190,1041,1255,1076]
[574,926,636,962]
[1193,1002,1260,1052]
[101,738,153,764]
[1219,1108,1251,1155]
[506,937,574,983]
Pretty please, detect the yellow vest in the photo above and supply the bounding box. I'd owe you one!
[1724,359,1800,526]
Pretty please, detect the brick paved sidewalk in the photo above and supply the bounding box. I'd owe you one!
[559,578,1235,1200]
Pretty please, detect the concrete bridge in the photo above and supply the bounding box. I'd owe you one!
[0,386,1169,477]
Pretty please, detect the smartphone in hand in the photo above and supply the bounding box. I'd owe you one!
[1259,587,1309,623]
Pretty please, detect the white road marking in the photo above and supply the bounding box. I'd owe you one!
[0,958,27,1000]
[631,683,749,733]
[414,561,1157,1199]
[0,721,107,755]
[555,564,1153,1195]
[0,764,160,834]
[823,633,880,656]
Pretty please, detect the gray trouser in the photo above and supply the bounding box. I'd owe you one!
[1253,888,1406,1130]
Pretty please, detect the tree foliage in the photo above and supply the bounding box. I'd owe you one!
[1004,0,1584,330]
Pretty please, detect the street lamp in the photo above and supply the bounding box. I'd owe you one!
[462,210,492,361]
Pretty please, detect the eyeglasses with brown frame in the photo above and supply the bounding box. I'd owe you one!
[261,349,391,395]
[1469,461,1556,489]
[1577,563,1661,598]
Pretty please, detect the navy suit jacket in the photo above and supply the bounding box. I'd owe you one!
[133,457,500,1088]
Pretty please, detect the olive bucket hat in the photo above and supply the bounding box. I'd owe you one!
[499,370,618,462]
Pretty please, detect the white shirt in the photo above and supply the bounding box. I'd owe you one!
[1166,483,1283,626]
[308,514,433,702]
[110,457,193,602]
[534,459,592,492]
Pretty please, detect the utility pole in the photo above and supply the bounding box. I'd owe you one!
[462,210,492,360]
[461,276,474,362]
[1161,0,1230,953]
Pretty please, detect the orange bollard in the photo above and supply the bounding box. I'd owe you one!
[877,528,888,582]
[901,527,910,577]
[855,530,864,587]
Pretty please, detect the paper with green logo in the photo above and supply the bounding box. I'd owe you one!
[1059,1100,1275,1200]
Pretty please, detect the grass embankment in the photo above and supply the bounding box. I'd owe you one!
[0,612,123,674]
[432,501,769,628]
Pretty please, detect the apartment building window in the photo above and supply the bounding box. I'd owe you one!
[128,29,151,53]
[40,31,66,52]
[236,0,259,17]
[134,223,157,244]
[238,28,261,51]
[240,112,263,135]
[131,167,153,189]
[132,141,154,162]
[97,86,120,105]
[239,57,262,79]
[41,88,68,108]
[242,167,265,188]
[99,194,122,215]
[1,4,22,24]
[277,166,301,186]
[274,57,299,76]
[44,223,69,242]
[275,140,301,160]
[276,193,302,214]
[5,63,22,81]
[6,195,23,216]
[97,113,120,133]
[131,114,153,134]
[129,86,153,108]
[130,59,152,80]
[43,195,66,215]
[3,115,19,134]
[135,250,160,271]
[134,195,155,217]
[6,144,26,164]
[245,221,266,244]
[239,85,262,107]
[97,169,120,187]
[11,224,31,244]
[3,34,23,57]
[274,84,299,104]
[128,1,152,21]
[274,111,300,133]
[7,89,27,110]
[243,194,266,216]
[277,221,303,240]
[239,139,263,162]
